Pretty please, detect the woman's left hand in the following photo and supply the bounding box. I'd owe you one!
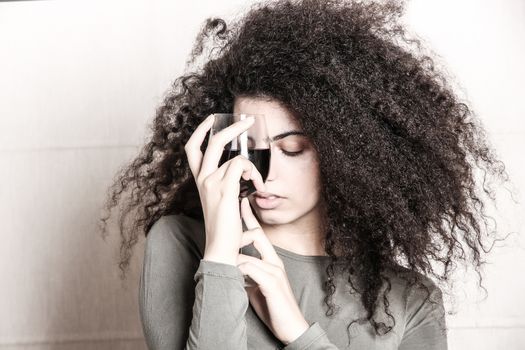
[236,197,310,345]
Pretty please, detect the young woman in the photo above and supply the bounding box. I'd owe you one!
[100,0,511,348]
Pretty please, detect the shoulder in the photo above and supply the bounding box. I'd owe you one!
[387,266,443,306]
[145,213,206,259]
[385,267,446,332]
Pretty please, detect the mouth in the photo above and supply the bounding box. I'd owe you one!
[253,194,282,209]
[254,192,281,199]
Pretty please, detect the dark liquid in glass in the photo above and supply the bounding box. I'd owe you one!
[219,148,271,197]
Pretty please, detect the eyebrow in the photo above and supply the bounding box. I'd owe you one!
[248,130,306,143]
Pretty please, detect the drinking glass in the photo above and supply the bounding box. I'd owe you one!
[208,113,271,198]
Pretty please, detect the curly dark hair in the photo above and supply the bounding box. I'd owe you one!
[99,0,513,340]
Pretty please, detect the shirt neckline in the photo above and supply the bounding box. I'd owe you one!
[271,244,332,262]
[181,214,332,263]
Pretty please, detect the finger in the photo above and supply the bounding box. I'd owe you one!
[237,259,276,291]
[222,156,267,196]
[199,117,255,180]
[212,154,266,192]
[240,229,284,269]
[183,114,215,178]
[241,196,262,230]
[237,254,278,275]
[240,198,283,268]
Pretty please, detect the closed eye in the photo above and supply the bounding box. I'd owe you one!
[281,149,304,157]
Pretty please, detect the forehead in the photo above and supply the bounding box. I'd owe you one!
[233,96,302,134]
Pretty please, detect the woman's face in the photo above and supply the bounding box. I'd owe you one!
[233,96,322,226]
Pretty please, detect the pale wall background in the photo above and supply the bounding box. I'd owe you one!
[1,0,524,349]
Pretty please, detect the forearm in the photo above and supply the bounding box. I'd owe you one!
[185,259,249,349]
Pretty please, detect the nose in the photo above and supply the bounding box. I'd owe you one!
[264,144,278,182]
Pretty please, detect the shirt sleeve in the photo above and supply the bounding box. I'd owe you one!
[139,216,249,350]
[398,281,448,350]
[282,322,339,350]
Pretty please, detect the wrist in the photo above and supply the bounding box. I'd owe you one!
[281,318,310,345]
[202,253,237,266]
[203,243,239,265]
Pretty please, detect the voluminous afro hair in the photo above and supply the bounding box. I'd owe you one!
[100,0,512,340]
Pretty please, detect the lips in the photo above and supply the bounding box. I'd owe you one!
[254,193,283,209]
[254,192,281,199]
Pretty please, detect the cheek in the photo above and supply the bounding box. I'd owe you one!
[283,157,321,196]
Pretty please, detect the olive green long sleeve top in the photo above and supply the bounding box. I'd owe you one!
[139,214,447,349]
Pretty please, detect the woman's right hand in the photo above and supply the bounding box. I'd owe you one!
[184,113,267,266]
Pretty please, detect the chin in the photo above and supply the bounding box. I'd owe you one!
[253,208,298,226]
